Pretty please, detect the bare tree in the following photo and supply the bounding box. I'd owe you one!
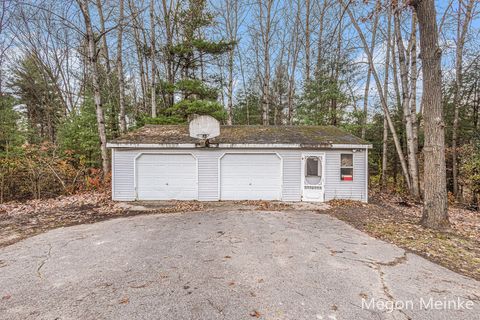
[286,0,302,124]
[451,0,476,199]
[117,0,127,133]
[361,0,380,139]
[341,0,412,191]
[160,0,180,109]
[128,0,148,113]
[150,0,157,117]
[410,0,449,229]
[214,0,243,125]
[304,0,311,82]
[382,4,393,190]
[393,2,420,198]
[257,0,275,125]
[76,0,109,176]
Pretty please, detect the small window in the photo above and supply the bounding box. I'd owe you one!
[340,154,353,181]
[306,157,320,176]
[305,156,322,185]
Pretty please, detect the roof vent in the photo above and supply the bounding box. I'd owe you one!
[189,115,220,140]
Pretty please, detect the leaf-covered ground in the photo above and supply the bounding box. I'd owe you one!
[325,193,480,281]
[0,192,205,248]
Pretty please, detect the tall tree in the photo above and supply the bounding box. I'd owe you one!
[393,1,420,198]
[361,0,380,139]
[342,0,412,192]
[410,0,449,229]
[382,4,393,190]
[77,0,109,176]
[304,0,311,82]
[117,0,127,133]
[451,0,476,198]
[258,0,275,125]
[150,0,157,117]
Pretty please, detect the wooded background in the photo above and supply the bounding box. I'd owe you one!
[0,0,479,215]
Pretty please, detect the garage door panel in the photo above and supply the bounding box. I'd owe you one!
[136,154,197,200]
[220,153,281,200]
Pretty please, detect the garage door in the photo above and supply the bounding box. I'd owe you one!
[220,153,282,200]
[136,154,197,200]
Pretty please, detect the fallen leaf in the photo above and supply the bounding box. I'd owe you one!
[250,310,261,318]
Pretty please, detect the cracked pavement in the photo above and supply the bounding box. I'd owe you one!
[0,209,478,320]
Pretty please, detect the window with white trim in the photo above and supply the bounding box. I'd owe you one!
[340,154,353,181]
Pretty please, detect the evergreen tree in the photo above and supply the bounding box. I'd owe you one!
[9,54,64,143]
[146,0,235,124]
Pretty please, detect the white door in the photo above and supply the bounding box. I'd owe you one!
[136,154,197,200]
[220,153,282,200]
[302,153,325,201]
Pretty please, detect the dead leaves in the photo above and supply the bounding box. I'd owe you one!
[326,193,480,281]
[233,200,292,211]
[327,199,367,208]
[119,297,129,304]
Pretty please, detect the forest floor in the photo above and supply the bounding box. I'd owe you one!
[325,192,480,281]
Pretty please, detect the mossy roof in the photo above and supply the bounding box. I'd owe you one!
[109,125,370,146]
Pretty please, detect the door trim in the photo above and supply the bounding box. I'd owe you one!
[301,152,326,202]
[134,152,198,200]
[218,152,283,200]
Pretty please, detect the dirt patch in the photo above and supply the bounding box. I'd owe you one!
[324,194,480,281]
[0,192,204,248]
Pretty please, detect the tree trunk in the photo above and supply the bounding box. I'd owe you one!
[117,0,126,133]
[129,0,147,113]
[77,0,110,176]
[304,0,311,82]
[161,0,177,109]
[411,0,449,229]
[150,0,157,118]
[452,0,475,198]
[394,3,420,198]
[361,0,379,139]
[314,1,327,77]
[410,12,419,156]
[260,0,273,126]
[95,0,117,135]
[286,0,301,125]
[382,5,392,190]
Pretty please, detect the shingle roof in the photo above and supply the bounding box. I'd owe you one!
[108,125,370,147]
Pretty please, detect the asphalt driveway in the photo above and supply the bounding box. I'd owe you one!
[0,209,478,320]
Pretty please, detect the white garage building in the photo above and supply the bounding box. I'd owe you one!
[107,124,372,202]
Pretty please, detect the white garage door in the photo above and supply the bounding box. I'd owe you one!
[136,154,197,200]
[220,153,282,200]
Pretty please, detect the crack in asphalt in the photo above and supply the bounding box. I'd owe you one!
[36,243,52,279]
[371,252,411,320]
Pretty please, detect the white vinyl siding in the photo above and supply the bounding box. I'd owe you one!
[111,148,367,202]
[324,150,367,202]
[197,151,218,201]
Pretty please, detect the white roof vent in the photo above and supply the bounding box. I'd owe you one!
[189,115,220,140]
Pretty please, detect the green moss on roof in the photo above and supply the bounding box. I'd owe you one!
[109,125,370,146]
